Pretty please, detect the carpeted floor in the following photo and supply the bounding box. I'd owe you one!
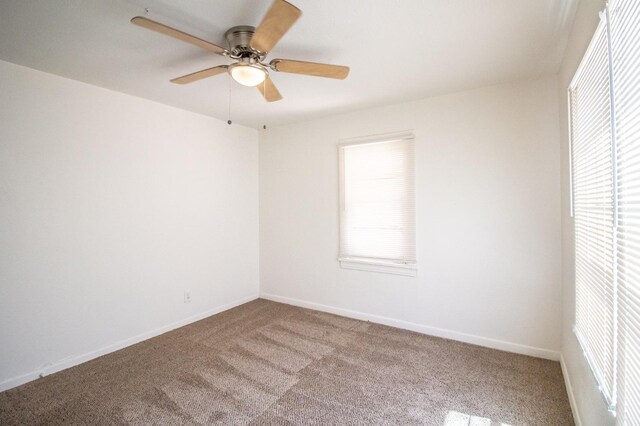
[0,299,573,425]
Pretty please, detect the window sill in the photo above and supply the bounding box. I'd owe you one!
[338,258,417,277]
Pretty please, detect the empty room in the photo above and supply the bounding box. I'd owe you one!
[0,0,638,424]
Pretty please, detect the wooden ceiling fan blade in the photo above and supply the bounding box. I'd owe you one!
[171,65,228,84]
[250,0,301,53]
[270,59,349,79]
[131,16,227,55]
[257,77,283,102]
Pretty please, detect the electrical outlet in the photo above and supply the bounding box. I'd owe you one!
[184,290,191,303]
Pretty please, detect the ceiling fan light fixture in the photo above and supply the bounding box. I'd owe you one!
[228,63,267,87]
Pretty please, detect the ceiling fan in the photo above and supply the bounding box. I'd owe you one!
[131,0,349,102]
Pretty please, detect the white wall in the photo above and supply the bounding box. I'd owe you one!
[259,76,563,358]
[557,1,616,425]
[0,60,259,390]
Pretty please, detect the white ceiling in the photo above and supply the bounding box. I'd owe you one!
[0,0,578,129]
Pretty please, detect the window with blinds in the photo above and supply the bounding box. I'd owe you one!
[610,0,640,423]
[338,132,416,275]
[569,0,640,421]
[570,19,617,407]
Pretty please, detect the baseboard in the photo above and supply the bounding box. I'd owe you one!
[560,353,582,426]
[0,294,259,393]
[260,292,560,361]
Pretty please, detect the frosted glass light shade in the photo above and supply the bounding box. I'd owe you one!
[229,64,267,87]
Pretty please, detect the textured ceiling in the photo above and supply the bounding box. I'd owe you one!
[0,0,578,128]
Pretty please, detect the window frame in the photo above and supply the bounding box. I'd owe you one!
[568,12,618,411]
[568,2,640,420]
[337,130,417,277]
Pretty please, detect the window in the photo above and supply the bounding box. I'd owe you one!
[570,18,616,407]
[338,131,416,276]
[569,0,639,422]
[609,0,640,422]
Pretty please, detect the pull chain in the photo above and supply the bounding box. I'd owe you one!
[262,80,267,130]
[227,77,232,125]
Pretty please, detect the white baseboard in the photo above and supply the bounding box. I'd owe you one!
[0,294,259,393]
[560,353,582,426]
[260,292,560,361]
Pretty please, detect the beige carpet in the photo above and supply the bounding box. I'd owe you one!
[0,299,573,425]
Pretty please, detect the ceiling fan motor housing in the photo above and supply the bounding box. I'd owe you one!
[225,26,263,60]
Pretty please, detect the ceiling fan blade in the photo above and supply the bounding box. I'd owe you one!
[250,0,302,53]
[257,76,283,102]
[170,65,228,84]
[270,59,349,79]
[131,16,227,56]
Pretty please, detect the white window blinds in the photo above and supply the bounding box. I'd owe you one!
[570,19,617,407]
[338,133,415,266]
[570,1,640,421]
[610,0,640,423]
